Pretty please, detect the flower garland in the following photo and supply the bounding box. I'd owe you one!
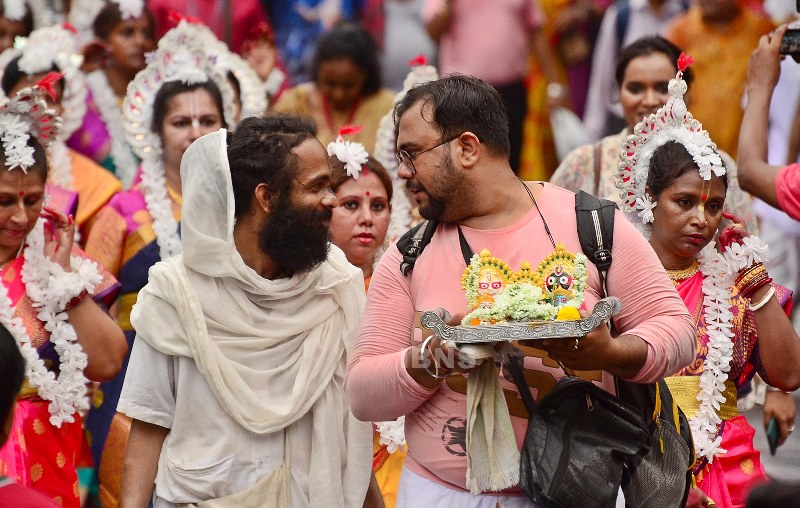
[86,70,139,187]
[0,219,102,426]
[48,140,73,189]
[691,237,768,461]
[375,416,406,454]
[139,156,182,259]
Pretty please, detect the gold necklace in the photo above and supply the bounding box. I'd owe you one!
[666,259,700,285]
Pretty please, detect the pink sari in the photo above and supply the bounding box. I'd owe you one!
[674,271,792,507]
[0,251,119,507]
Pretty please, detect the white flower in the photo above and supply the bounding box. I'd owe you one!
[327,137,369,179]
[375,417,406,454]
[114,0,145,19]
[635,194,657,224]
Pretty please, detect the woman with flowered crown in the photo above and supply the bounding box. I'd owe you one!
[0,76,125,508]
[616,54,800,507]
[80,19,237,505]
[0,23,122,239]
[65,0,156,187]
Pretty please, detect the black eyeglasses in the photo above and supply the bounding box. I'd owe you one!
[395,135,459,175]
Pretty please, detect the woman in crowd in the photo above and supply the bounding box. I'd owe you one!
[273,21,395,153]
[550,36,755,230]
[1,24,121,238]
[67,0,156,187]
[328,132,403,508]
[82,21,234,504]
[617,56,800,507]
[0,78,125,508]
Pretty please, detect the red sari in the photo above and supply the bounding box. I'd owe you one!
[672,271,792,508]
[0,252,119,507]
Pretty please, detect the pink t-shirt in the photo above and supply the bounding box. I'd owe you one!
[344,183,696,492]
[776,163,800,222]
[422,0,542,85]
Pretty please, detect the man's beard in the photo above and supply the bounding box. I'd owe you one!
[259,195,332,276]
[406,151,455,221]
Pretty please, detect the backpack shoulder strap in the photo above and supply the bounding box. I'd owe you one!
[397,220,439,276]
[574,190,617,298]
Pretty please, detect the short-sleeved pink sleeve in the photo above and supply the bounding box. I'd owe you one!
[776,163,800,222]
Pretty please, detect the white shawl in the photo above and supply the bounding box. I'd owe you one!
[130,130,371,507]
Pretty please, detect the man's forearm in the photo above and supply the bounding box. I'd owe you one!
[606,333,649,380]
[121,419,169,508]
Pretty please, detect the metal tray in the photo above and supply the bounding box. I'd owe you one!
[420,297,621,344]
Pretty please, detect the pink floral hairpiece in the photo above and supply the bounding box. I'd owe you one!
[327,125,368,179]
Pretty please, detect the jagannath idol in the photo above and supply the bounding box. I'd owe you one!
[460,244,587,326]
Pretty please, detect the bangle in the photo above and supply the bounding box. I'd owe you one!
[65,290,89,311]
[748,286,775,311]
[420,335,450,379]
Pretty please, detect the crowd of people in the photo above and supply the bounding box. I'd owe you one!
[0,0,798,507]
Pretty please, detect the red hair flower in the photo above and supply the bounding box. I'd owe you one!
[677,53,694,72]
[36,72,64,102]
[407,54,428,68]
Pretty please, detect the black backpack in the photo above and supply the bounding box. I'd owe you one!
[396,190,694,507]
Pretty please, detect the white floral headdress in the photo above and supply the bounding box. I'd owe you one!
[123,20,235,260]
[327,125,368,179]
[123,20,236,159]
[180,17,267,121]
[616,54,725,235]
[0,72,61,171]
[0,24,86,140]
[67,0,143,38]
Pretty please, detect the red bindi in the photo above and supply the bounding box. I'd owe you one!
[18,191,24,197]
[365,191,370,197]
[701,194,707,201]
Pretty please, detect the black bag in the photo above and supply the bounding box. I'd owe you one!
[505,362,649,507]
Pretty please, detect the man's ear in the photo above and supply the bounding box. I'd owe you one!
[456,132,481,169]
[254,183,271,213]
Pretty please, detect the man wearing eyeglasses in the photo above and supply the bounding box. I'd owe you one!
[345,74,695,505]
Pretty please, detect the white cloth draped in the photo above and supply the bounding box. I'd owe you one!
[130,129,371,507]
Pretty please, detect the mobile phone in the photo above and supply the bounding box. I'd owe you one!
[779,29,800,63]
[766,416,779,456]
